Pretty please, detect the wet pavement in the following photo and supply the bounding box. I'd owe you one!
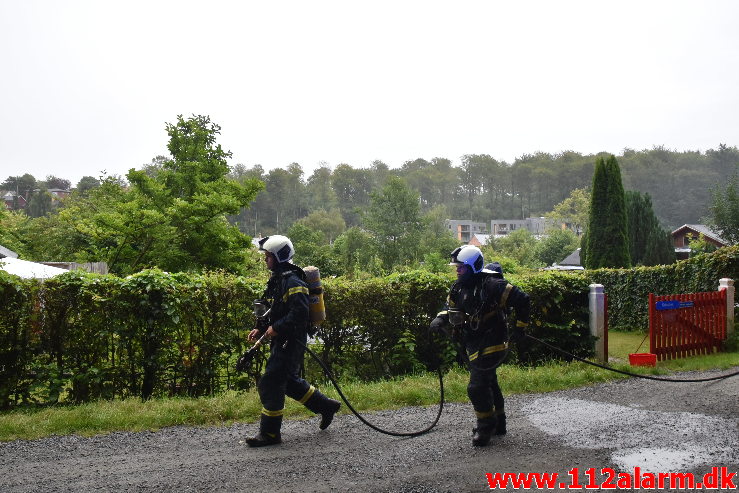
[1,367,737,492]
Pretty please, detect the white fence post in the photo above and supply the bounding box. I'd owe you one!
[589,284,606,363]
[719,278,735,337]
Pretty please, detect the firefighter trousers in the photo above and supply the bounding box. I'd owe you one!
[257,335,336,435]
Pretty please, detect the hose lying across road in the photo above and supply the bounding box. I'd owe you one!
[302,341,445,437]
[525,334,739,383]
[297,333,738,438]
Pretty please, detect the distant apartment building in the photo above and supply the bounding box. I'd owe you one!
[489,217,549,236]
[445,220,488,243]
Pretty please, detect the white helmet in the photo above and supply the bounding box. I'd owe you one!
[258,235,295,263]
[450,245,484,273]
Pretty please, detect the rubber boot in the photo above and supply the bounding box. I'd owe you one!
[303,388,341,430]
[319,398,341,430]
[247,414,282,447]
[472,416,497,447]
[495,413,506,436]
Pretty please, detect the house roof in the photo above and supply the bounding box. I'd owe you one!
[671,224,728,246]
[559,248,582,266]
[469,233,491,246]
[0,257,68,279]
[0,244,18,259]
[544,264,585,271]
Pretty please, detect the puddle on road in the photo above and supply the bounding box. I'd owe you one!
[611,445,734,473]
[522,397,737,472]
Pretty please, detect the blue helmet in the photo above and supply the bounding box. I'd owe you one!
[484,261,504,277]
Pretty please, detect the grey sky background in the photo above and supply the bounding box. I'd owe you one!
[1,0,738,187]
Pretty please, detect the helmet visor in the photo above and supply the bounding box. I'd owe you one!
[449,246,463,266]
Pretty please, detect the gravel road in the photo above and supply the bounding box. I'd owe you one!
[1,368,737,492]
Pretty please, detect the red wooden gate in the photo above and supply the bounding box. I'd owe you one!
[648,291,727,361]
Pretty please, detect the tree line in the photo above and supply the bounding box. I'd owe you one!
[227,144,738,236]
[1,114,737,277]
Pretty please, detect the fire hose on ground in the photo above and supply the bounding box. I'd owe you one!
[237,318,738,438]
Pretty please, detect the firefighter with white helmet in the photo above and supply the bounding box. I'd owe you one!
[430,245,530,446]
[245,235,340,447]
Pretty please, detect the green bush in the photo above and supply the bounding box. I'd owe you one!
[2,246,735,408]
[0,271,38,409]
[0,269,263,408]
[585,245,739,331]
[513,271,594,363]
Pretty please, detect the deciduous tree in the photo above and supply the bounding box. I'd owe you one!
[363,176,424,269]
[26,188,53,218]
[75,176,101,196]
[54,115,264,275]
[1,174,36,210]
[295,208,345,244]
[534,228,580,266]
[42,175,71,190]
[331,164,374,227]
[493,228,540,267]
[545,188,590,236]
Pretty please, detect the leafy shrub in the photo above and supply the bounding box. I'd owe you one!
[585,245,739,331]
[0,271,38,409]
[1,246,735,407]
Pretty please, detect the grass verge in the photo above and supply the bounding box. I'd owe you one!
[1,331,736,442]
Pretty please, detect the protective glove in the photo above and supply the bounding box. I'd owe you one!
[510,320,528,343]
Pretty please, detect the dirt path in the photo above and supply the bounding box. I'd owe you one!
[1,368,737,492]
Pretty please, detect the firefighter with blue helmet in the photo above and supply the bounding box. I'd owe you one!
[430,246,530,446]
[246,235,341,447]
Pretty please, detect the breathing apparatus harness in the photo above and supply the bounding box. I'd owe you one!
[444,275,514,373]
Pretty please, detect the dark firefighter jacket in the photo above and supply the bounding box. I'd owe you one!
[262,262,310,344]
[435,272,530,358]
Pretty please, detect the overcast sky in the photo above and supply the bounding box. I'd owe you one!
[1,1,738,187]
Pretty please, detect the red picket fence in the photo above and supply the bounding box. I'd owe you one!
[648,291,727,361]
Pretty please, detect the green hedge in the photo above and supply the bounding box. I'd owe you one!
[0,270,37,410]
[514,271,594,365]
[3,247,734,408]
[585,245,739,331]
[0,270,263,408]
[0,266,598,408]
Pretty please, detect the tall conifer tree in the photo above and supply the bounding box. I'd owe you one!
[585,155,631,268]
[625,191,675,265]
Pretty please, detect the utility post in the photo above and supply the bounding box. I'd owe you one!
[719,278,735,337]
[14,175,20,210]
[589,284,606,363]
